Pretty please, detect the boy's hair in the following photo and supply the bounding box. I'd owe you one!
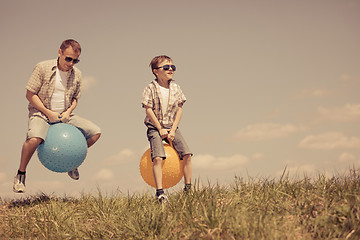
[149,55,172,76]
[60,39,81,54]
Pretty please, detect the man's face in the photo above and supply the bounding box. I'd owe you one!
[58,47,80,72]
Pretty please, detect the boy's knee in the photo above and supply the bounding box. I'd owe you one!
[153,157,163,166]
[183,154,191,161]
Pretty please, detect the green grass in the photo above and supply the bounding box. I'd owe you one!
[1,169,359,239]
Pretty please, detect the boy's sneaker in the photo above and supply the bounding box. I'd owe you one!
[68,168,79,180]
[183,184,191,194]
[157,193,169,204]
[13,173,26,193]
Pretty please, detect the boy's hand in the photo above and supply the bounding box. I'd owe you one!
[159,129,169,139]
[47,111,61,123]
[167,129,176,142]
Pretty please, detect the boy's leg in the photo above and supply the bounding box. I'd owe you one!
[172,128,193,192]
[182,154,192,185]
[172,128,192,160]
[153,157,163,190]
[153,156,169,202]
[147,124,168,201]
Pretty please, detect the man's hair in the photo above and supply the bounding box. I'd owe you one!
[149,55,172,72]
[60,39,81,54]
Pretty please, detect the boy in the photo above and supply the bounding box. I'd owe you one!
[142,55,192,202]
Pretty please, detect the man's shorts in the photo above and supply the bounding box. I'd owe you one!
[27,114,101,141]
[146,123,192,161]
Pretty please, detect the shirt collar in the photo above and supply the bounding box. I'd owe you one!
[50,59,58,71]
[153,78,174,85]
[51,58,74,74]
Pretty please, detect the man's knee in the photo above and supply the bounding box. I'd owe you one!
[26,137,43,146]
[92,133,101,141]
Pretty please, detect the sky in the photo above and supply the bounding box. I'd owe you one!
[1,0,359,200]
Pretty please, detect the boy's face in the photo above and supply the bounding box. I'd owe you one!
[58,46,80,72]
[154,59,175,81]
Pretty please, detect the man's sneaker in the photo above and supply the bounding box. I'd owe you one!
[68,168,79,180]
[157,193,169,204]
[13,173,26,193]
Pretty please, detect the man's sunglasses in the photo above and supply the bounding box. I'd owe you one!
[65,56,80,64]
[155,65,176,71]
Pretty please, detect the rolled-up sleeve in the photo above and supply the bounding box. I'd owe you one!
[141,86,153,108]
[177,87,186,106]
[73,71,82,100]
[26,63,43,94]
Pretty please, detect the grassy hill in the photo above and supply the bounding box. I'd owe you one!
[1,169,359,239]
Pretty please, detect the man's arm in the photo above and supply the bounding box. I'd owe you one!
[26,90,60,123]
[60,98,78,122]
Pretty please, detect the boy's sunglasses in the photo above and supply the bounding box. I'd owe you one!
[65,56,80,64]
[155,65,176,71]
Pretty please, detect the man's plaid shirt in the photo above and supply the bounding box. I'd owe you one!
[26,59,81,120]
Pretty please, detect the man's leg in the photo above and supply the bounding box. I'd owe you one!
[87,133,101,148]
[14,137,43,193]
[66,115,101,179]
[19,137,43,172]
[14,116,48,193]
[67,115,101,147]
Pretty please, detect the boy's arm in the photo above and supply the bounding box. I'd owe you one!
[168,104,183,141]
[145,106,169,139]
[26,90,60,123]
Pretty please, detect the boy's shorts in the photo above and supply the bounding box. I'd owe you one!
[27,114,101,141]
[146,123,192,161]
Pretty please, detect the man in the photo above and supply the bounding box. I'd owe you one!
[14,39,101,193]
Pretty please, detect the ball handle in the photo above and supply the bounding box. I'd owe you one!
[169,140,174,148]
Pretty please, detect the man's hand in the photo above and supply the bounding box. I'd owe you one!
[47,111,61,123]
[60,110,71,123]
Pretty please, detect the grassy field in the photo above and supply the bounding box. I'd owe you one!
[1,169,359,239]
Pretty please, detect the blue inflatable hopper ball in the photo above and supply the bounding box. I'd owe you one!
[37,123,87,173]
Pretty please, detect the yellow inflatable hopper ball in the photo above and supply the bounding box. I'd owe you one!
[140,143,184,189]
